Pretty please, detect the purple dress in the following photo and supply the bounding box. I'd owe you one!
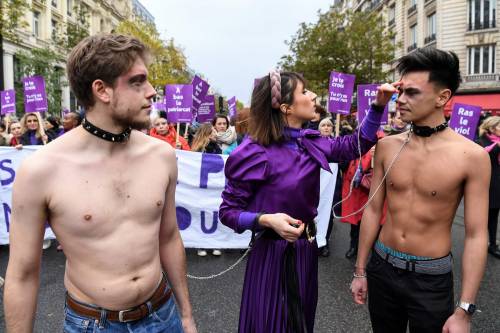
[220,107,383,332]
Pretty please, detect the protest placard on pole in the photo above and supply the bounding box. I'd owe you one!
[227,96,237,118]
[449,103,482,140]
[198,95,216,123]
[328,71,355,115]
[22,75,48,113]
[191,75,210,116]
[357,84,390,125]
[1,89,16,115]
[165,84,193,123]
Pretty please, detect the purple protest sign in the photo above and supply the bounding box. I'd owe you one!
[165,84,193,123]
[153,100,166,112]
[449,103,482,140]
[22,75,48,113]
[328,72,355,115]
[197,95,216,123]
[357,84,389,125]
[1,89,16,115]
[227,96,237,118]
[191,75,210,113]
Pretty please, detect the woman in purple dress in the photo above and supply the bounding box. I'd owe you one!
[219,71,397,332]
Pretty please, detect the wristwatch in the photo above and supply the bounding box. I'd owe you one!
[457,301,477,315]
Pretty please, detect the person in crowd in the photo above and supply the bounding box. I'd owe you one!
[9,121,23,149]
[477,116,500,259]
[234,108,250,145]
[4,33,196,332]
[62,111,82,132]
[45,115,63,140]
[191,123,221,154]
[317,117,336,257]
[340,119,354,136]
[212,114,237,154]
[305,104,328,130]
[219,70,393,332]
[150,112,191,151]
[19,112,49,146]
[351,47,490,333]
[0,123,11,144]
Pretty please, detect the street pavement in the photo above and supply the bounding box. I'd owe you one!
[0,205,499,332]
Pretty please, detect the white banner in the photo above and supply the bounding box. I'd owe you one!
[0,148,337,248]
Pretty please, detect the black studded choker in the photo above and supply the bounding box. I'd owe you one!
[411,121,448,137]
[82,117,132,143]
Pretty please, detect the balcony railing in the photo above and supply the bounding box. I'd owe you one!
[464,74,499,82]
[424,33,436,44]
[407,43,417,52]
[425,0,435,5]
[408,4,417,16]
[468,20,497,31]
[388,18,395,26]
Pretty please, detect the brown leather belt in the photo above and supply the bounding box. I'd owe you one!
[66,274,172,323]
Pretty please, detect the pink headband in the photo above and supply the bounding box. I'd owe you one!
[269,70,281,109]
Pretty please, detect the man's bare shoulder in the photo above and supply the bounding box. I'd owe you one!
[376,131,410,151]
[131,130,176,161]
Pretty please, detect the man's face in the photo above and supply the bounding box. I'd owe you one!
[396,71,447,124]
[108,57,156,130]
[63,114,76,131]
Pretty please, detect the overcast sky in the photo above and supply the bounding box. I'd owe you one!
[141,0,332,106]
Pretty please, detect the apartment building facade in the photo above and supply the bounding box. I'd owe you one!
[2,0,154,112]
[335,0,500,115]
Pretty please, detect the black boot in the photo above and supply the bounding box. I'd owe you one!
[488,245,500,259]
[345,247,357,259]
[319,246,330,257]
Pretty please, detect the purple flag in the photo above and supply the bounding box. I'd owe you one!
[1,89,16,115]
[328,72,355,115]
[228,96,237,118]
[191,75,210,113]
[165,84,193,123]
[153,101,166,112]
[197,95,216,123]
[357,84,389,125]
[449,103,482,140]
[22,75,48,113]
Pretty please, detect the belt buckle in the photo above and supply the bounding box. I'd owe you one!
[118,309,135,323]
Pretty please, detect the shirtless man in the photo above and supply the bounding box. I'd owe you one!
[351,47,490,333]
[4,34,197,332]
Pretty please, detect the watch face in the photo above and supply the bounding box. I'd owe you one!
[468,304,476,314]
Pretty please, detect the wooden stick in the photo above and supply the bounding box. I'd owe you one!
[185,123,190,138]
[335,113,340,137]
[176,123,180,147]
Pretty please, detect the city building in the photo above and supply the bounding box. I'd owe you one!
[2,0,154,112]
[335,0,500,115]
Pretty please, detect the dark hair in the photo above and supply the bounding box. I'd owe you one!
[396,47,462,96]
[314,105,327,118]
[211,114,229,128]
[157,111,167,120]
[0,123,6,132]
[66,33,150,109]
[46,115,60,128]
[248,72,305,145]
[70,112,83,126]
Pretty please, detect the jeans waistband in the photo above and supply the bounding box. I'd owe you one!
[374,241,452,275]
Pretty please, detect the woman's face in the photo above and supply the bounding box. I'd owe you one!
[10,123,22,137]
[44,120,54,130]
[26,115,39,131]
[319,122,333,137]
[154,118,169,135]
[215,117,228,132]
[311,109,322,122]
[288,81,318,123]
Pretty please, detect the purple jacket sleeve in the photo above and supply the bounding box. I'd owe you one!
[219,140,268,233]
[320,105,383,162]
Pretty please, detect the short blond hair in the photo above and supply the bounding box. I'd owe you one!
[479,116,500,136]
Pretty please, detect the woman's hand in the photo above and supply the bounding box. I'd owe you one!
[258,213,305,242]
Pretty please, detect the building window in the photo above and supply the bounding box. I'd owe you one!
[99,19,104,32]
[33,11,40,38]
[408,0,418,15]
[67,0,72,16]
[468,44,496,74]
[425,12,436,43]
[52,0,58,8]
[468,0,497,30]
[51,20,58,40]
[408,24,417,51]
[388,5,396,26]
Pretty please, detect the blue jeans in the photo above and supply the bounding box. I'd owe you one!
[63,294,183,333]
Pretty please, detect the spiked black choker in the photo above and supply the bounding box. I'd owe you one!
[411,122,448,137]
[82,117,131,143]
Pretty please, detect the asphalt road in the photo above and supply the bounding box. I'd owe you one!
[1,206,499,332]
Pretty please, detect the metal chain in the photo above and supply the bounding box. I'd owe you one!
[187,248,250,280]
